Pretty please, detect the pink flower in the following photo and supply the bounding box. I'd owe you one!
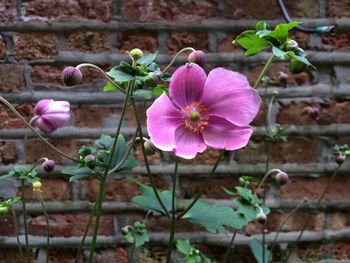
[33,99,70,133]
[146,63,261,159]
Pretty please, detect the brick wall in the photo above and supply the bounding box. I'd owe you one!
[0,0,350,262]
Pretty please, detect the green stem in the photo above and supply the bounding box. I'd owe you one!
[223,230,238,263]
[177,151,224,220]
[12,208,23,262]
[37,191,49,263]
[253,55,275,89]
[282,165,342,263]
[161,47,196,74]
[20,179,29,262]
[130,97,171,218]
[128,242,136,263]
[166,159,179,263]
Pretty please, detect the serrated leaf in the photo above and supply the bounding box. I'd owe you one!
[183,201,246,233]
[134,89,153,100]
[95,134,113,150]
[62,166,94,182]
[235,187,261,204]
[236,199,270,223]
[133,221,149,247]
[249,238,272,263]
[137,52,158,66]
[263,21,301,44]
[131,184,172,214]
[235,30,271,56]
[102,81,118,92]
[107,68,134,82]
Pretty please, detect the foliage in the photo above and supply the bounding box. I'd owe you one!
[0,165,40,184]
[176,239,213,263]
[123,221,149,247]
[249,238,272,263]
[266,124,288,142]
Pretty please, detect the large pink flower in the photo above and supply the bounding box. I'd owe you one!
[146,63,261,159]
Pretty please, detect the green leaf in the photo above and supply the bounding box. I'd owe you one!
[152,85,168,97]
[183,201,246,233]
[110,135,127,167]
[177,239,192,255]
[256,21,268,31]
[263,21,301,44]
[133,221,149,247]
[102,81,117,92]
[0,173,14,180]
[272,46,288,59]
[249,238,272,263]
[134,89,153,100]
[1,197,21,208]
[235,187,261,204]
[159,72,172,82]
[236,199,270,223]
[62,166,94,182]
[137,52,158,66]
[235,30,271,56]
[107,68,134,82]
[95,134,113,150]
[131,183,172,214]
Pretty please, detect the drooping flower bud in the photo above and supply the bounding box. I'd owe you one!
[32,181,42,190]
[34,99,71,133]
[129,48,143,60]
[148,72,159,87]
[42,159,55,173]
[84,154,95,167]
[257,213,267,224]
[121,225,132,235]
[278,71,289,87]
[336,154,346,165]
[144,139,157,156]
[0,206,8,215]
[275,171,289,185]
[61,66,82,86]
[307,107,321,120]
[284,39,298,51]
[188,50,205,67]
[289,58,307,74]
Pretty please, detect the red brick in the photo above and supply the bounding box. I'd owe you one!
[0,35,6,60]
[236,140,267,164]
[48,249,83,263]
[30,213,114,237]
[248,63,312,88]
[0,0,16,24]
[225,0,319,19]
[0,141,17,164]
[65,32,110,53]
[134,144,162,165]
[0,104,33,129]
[138,246,166,262]
[21,178,69,201]
[333,242,350,259]
[0,64,25,92]
[0,215,18,236]
[322,32,350,51]
[326,0,350,17]
[116,31,158,53]
[252,103,266,126]
[25,139,78,164]
[0,248,28,263]
[95,248,128,263]
[23,0,113,22]
[290,31,310,50]
[278,101,350,125]
[13,33,57,60]
[280,175,350,200]
[295,243,326,262]
[218,34,242,53]
[167,32,209,55]
[83,176,170,202]
[177,148,221,165]
[74,107,119,128]
[121,0,218,22]
[271,139,318,164]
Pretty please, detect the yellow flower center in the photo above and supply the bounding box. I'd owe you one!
[182,101,209,133]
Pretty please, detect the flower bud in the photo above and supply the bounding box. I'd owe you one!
[275,171,289,185]
[257,213,267,224]
[278,71,289,87]
[289,58,307,74]
[144,139,157,156]
[188,50,205,67]
[32,181,42,189]
[284,39,298,51]
[121,225,132,235]
[84,154,95,167]
[61,66,82,86]
[0,206,8,215]
[307,107,321,120]
[34,99,71,134]
[148,72,159,87]
[130,48,143,60]
[336,154,346,165]
[42,159,55,173]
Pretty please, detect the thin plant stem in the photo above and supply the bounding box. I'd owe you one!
[37,191,49,263]
[76,63,125,94]
[177,151,224,220]
[87,62,135,263]
[282,165,342,263]
[223,230,238,263]
[0,96,77,162]
[166,158,179,263]
[128,243,136,263]
[253,55,275,89]
[161,47,195,74]
[20,179,29,263]
[12,208,23,262]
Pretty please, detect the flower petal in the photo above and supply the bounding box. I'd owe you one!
[43,101,70,115]
[169,63,206,109]
[201,68,261,126]
[202,115,253,150]
[146,93,184,151]
[35,116,56,133]
[173,126,207,159]
[34,99,53,115]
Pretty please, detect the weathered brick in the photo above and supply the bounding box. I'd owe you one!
[95,248,128,263]
[0,35,6,60]
[21,178,70,201]
[30,213,114,237]
[322,32,350,51]
[0,104,33,129]
[65,32,110,53]
[0,215,17,236]
[23,0,113,22]
[280,175,350,200]
[0,141,17,164]
[0,64,25,92]
[13,33,57,61]
[83,176,169,202]
[167,32,209,54]
[134,144,162,164]
[251,103,266,126]
[74,107,119,128]
[235,140,267,164]
[25,139,78,164]
[48,249,83,263]
[218,33,241,53]
[0,248,27,263]
[138,247,167,263]
[177,148,221,165]
[294,243,326,262]
[121,0,218,22]
[326,0,350,17]
[0,0,16,24]
[116,31,158,53]
[332,242,350,259]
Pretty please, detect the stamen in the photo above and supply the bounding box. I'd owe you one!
[181,101,209,133]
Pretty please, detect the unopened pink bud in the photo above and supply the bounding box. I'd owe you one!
[42,159,55,173]
[307,107,321,120]
[61,66,82,86]
[276,171,289,185]
[188,50,205,67]
[257,213,267,224]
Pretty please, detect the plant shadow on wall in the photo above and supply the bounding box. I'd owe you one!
[0,21,348,263]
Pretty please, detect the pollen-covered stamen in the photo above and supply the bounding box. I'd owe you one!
[181,101,209,133]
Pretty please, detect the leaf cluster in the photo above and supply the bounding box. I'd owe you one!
[176,239,213,263]
[123,221,149,247]
[0,165,39,184]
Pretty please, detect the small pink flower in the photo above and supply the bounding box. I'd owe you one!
[146,63,261,159]
[34,99,70,133]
